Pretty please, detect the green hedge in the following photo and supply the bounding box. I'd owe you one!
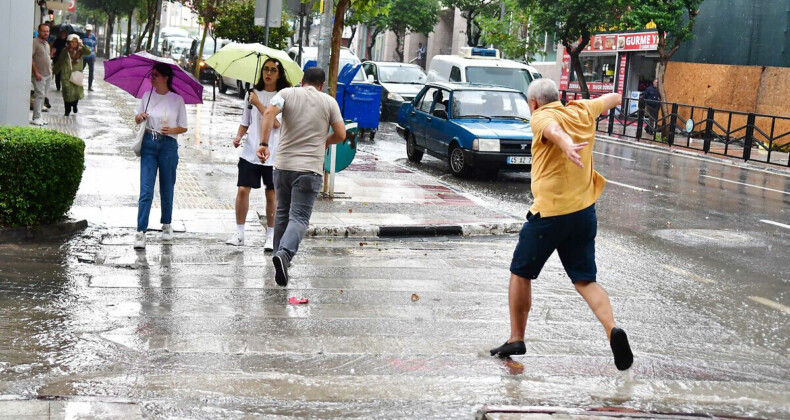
[0,127,85,227]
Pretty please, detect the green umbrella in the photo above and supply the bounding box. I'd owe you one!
[205,42,303,87]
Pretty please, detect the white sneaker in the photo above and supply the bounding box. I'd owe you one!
[226,232,244,246]
[264,234,274,252]
[133,232,146,249]
[161,224,173,241]
[30,118,46,126]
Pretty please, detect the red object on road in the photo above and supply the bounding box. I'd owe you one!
[288,297,309,305]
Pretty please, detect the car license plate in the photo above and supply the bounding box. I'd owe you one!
[507,156,532,165]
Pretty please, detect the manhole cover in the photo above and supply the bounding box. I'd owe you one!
[652,229,764,247]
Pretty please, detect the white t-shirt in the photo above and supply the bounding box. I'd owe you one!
[137,91,188,139]
[240,89,281,166]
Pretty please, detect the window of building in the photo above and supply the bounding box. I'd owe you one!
[570,54,617,83]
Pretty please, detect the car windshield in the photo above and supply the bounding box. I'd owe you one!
[379,66,427,84]
[465,67,532,94]
[451,90,530,120]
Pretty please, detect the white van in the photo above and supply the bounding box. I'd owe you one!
[287,46,367,83]
[427,48,542,95]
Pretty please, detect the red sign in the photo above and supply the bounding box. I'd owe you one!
[617,32,659,51]
[616,54,628,93]
[68,0,76,12]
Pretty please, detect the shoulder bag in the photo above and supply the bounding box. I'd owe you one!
[131,90,156,156]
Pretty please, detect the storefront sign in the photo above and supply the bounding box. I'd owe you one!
[616,54,628,93]
[567,82,615,92]
[617,32,659,51]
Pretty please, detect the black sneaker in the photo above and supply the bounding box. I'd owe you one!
[272,252,289,286]
[490,340,526,358]
[610,327,633,371]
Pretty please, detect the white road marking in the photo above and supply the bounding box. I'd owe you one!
[607,180,649,192]
[748,296,790,314]
[760,219,790,230]
[701,175,790,196]
[662,264,714,284]
[594,151,635,162]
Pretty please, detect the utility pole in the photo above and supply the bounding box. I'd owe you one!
[316,0,333,92]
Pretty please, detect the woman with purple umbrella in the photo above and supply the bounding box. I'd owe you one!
[132,63,188,250]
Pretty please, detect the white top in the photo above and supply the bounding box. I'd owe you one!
[240,89,281,166]
[137,91,188,139]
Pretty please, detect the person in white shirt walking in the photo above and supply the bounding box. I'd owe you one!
[133,63,188,249]
[226,58,291,250]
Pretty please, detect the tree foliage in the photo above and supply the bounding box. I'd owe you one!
[214,0,293,50]
[179,0,227,78]
[328,0,384,97]
[525,0,624,97]
[476,0,540,60]
[441,0,500,47]
[81,0,136,57]
[383,0,440,61]
[622,0,704,112]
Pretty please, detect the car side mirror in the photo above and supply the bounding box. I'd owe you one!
[433,109,448,119]
[367,74,375,83]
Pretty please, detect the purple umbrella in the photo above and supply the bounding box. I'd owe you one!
[103,52,203,104]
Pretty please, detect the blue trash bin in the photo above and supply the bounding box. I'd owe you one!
[337,63,382,131]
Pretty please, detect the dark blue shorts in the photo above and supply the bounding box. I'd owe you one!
[510,204,597,283]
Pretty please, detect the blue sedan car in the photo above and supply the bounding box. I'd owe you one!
[396,82,533,177]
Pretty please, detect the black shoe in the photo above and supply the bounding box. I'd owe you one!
[273,252,289,286]
[490,340,526,358]
[73,103,78,113]
[64,106,70,117]
[88,87,94,91]
[610,327,633,371]
[44,98,51,109]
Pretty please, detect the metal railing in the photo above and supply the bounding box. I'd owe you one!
[559,90,790,167]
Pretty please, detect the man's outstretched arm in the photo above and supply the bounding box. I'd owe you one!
[598,92,622,113]
[542,122,588,169]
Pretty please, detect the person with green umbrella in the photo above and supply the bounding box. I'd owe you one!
[226,58,291,250]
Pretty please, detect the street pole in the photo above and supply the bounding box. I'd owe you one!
[316,0,332,92]
[264,0,270,46]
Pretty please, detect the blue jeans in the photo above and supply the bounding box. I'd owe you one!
[273,170,322,261]
[137,132,178,232]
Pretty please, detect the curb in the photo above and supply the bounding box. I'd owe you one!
[0,219,88,243]
[305,221,523,238]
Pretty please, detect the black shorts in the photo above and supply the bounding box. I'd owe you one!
[509,204,597,283]
[237,158,273,190]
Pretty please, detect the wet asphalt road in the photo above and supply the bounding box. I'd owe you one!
[0,85,788,419]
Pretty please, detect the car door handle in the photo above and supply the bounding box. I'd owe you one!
[410,111,415,117]
[426,117,432,122]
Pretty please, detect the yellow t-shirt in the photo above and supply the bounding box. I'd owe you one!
[528,99,607,217]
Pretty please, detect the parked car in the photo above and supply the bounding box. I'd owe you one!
[427,47,541,97]
[181,38,220,81]
[362,61,426,121]
[396,82,533,177]
[163,36,192,61]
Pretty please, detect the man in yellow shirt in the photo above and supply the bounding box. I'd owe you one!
[490,79,633,371]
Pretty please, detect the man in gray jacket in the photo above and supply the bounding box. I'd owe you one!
[257,67,346,286]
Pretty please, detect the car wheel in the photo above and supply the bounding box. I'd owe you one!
[406,134,423,163]
[237,81,246,99]
[449,144,471,177]
[218,77,227,94]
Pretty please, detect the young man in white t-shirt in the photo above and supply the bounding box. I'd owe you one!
[226,89,281,250]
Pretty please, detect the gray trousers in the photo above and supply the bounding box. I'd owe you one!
[32,75,51,120]
[273,169,322,262]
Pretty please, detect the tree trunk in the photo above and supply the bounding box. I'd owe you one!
[564,35,591,99]
[195,27,209,79]
[104,12,115,58]
[137,18,153,51]
[348,25,357,47]
[304,16,314,46]
[394,29,404,62]
[367,27,382,60]
[471,21,482,47]
[124,12,133,55]
[328,0,350,98]
[465,12,475,46]
[145,13,156,51]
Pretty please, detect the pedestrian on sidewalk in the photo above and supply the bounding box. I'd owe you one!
[132,63,188,250]
[641,79,660,134]
[257,67,346,286]
[31,23,52,126]
[51,28,68,92]
[52,34,90,116]
[489,79,634,371]
[81,24,97,92]
[226,58,291,250]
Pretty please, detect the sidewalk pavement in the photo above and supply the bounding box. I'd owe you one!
[33,60,523,241]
